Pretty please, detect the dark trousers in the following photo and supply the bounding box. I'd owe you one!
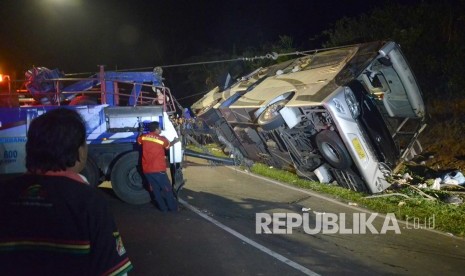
[145,172,178,212]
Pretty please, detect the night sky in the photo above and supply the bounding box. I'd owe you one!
[0,0,422,104]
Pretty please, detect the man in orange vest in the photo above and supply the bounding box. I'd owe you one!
[137,121,179,212]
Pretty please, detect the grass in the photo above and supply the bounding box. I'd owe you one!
[185,144,227,158]
[251,163,465,237]
[185,143,465,237]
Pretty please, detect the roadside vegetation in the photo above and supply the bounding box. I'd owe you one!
[186,144,465,237]
[181,1,465,173]
[183,1,465,237]
[251,163,465,237]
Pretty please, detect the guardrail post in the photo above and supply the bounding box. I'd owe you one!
[99,65,106,104]
[55,80,61,106]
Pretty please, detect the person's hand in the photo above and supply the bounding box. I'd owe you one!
[171,137,180,144]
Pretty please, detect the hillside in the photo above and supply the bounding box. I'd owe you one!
[410,99,465,179]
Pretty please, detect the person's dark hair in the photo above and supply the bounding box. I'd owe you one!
[26,108,86,173]
[148,121,160,132]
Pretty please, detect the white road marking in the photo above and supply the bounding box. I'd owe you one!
[179,199,320,276]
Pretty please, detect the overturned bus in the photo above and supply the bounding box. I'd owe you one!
[191,41,426,193]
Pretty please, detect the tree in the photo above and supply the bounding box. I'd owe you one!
[320,0,465,100]
[175,35,299,106]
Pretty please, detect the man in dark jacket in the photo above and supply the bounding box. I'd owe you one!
[0,108,133,275]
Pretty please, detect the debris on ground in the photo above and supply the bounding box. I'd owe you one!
[443,195,463,205]
[394,169,465,193]
[364,193,410,199]
[420,170,465,191]
[369,171,464,204]
[403,173,413,181]
[442,170,465,185]
[431,178,441,190]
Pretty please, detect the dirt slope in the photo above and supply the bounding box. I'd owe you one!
[414,99,465,176]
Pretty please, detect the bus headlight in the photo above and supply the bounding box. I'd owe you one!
[344,88,360,119]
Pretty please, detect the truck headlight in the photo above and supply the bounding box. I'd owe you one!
[344,88,360,119]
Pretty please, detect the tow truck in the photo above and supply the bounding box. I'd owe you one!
[0,66,183,204]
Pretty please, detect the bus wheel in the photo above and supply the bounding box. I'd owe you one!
[315,130,352,170]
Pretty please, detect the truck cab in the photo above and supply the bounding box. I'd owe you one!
[0,67,183,204]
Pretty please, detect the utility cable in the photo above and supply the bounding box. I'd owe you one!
[65,44,354,76]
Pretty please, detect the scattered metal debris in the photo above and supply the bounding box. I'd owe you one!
[442,170,465,185]
[364,193,411,199]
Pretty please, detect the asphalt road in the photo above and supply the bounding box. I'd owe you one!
[104,157,465,275]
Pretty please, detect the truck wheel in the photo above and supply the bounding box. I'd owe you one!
[173,168,185,196]
[111,151,151,204]
[81,156,101,187]
[257,100,287,131]
[315,130,352,170]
